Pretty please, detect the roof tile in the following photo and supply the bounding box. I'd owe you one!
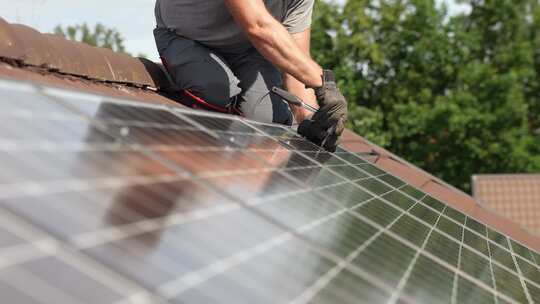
[0,18,23,60]
[474,174,540,237]
[0,18,162,87]
[74,40,114,81]
[97,47,152,85]
[44,33,90,76]
[10,24,60,68]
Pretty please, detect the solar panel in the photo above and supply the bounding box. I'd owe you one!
[1,78,540,304]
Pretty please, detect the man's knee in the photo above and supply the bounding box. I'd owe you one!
[179,65,236,106]
[155,31,241,107]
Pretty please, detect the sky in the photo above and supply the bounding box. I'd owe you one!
[0,0,470,62]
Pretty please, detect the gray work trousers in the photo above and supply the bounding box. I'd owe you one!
[154,28,293,125]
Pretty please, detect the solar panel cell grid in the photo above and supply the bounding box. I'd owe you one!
[424,230,461,267]
[511,240,536,264]
[355,177,393,195]
[308,268,391,304]
[390,215,431,247]
[409,204,440,225]
[170,238,336,304]
[381,190,417,211]
[460,247,494,287]
[356,163,387,176]
[464,229,490,257]
[516,258,540,284]
[402,255,455,304]
[2,79,540,303]
[378,173,407,188]
[530,252,540,266]
[320,183,374,208]
[400,184,427,200]
[444,207,467,224]
[437,215,464,242]
[421,195,446,212]
[456,276,497,304]
[355,199,402,227]
[526,281,540,303]
[466,218,488,235]
[492,263,529,303]
[488,227,511,249]
[491,242,519,272]
[301,214,378,259]
[352,233,417,288]
[331,152,368,165]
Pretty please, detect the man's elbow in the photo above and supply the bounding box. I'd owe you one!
[243,17,274,44]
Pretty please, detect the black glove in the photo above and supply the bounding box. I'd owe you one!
[298,70,348,152]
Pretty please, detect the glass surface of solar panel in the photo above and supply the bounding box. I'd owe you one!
[1,79,540,303]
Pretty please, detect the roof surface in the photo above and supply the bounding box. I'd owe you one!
[474,174,540,237]
[1,17,540,253]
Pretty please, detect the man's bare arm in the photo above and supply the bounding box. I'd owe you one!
[284,29,318,122]
[224,0,323,88]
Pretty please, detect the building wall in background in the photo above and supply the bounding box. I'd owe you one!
[474,174,540,236]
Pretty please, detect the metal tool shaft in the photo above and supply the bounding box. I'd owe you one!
[271,87,318,113]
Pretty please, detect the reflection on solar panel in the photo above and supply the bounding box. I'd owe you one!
[1,78,540,304]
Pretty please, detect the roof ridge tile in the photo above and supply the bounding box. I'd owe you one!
[0,17,172,89]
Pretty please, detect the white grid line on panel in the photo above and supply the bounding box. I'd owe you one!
[0,209,157,302]
[330,157,540,293]
[156,182,405,300]
[289,200,420,304]
[507,238,534,303]
[451,216,466,304]
[342,205,521,304]
[387,202,444,303]
[0,176,363,270]
[486,221,501,304]
[0,267,88,304]
[223,128,536,303]
[279,150,520,303]
[0,174,187,201]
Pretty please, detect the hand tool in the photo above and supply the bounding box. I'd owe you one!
[271,87,337,150]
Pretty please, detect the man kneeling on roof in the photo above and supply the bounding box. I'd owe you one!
[154,0,348,151]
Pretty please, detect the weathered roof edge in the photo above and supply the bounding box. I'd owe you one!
[0,17,173,90]
[2,17,540,252]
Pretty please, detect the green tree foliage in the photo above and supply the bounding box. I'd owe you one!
[312,0,540,191]
[53,23,128,53]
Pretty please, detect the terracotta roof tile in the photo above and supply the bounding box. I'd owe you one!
[0,18,172,89]
[473,174,540,237]
[0,63,177,106]
[97,47,148,85]
[76,41,115,81]
[2,17,540,252]
[10,24,59,68]
[0,18,24,60]
[341,129,365,143]
[45,33,91,76]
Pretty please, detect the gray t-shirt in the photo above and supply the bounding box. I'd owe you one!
[155,0,314,49]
